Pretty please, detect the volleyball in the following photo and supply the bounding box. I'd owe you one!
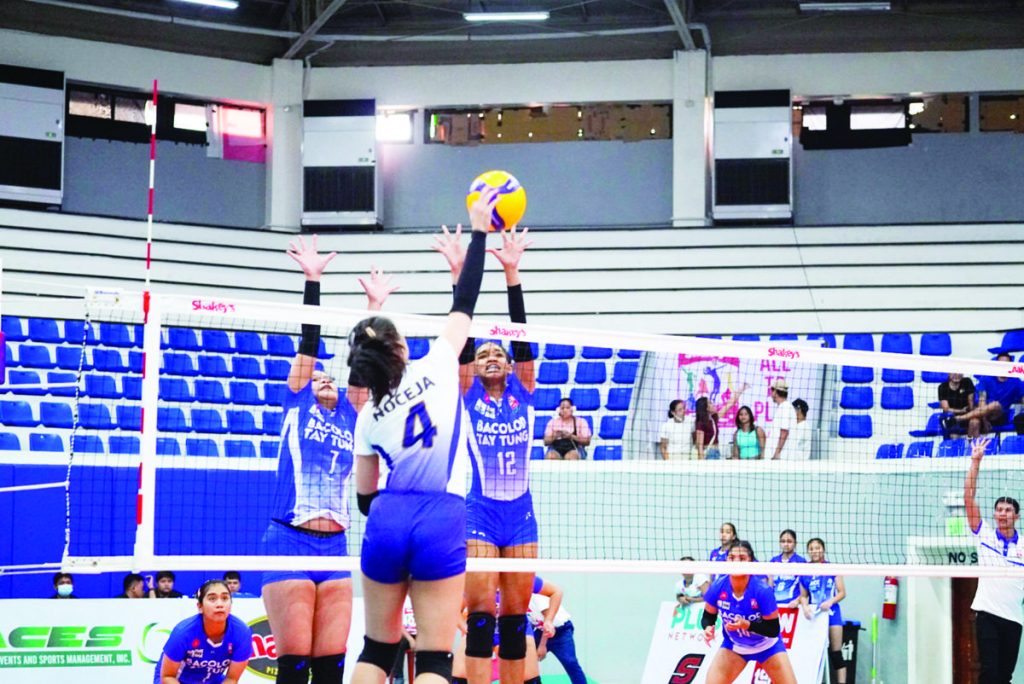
[466,170,527,231]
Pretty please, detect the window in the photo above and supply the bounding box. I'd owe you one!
[173,103,207,132]
[980,95,1023,133]
[377,111,414,143]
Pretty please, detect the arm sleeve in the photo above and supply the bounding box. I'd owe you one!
[450,231,487,317]
[747,617,780,638]
[299,280,321,357]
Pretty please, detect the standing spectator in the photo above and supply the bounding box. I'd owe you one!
[950,354,1023,438]
[731,406,765,460]
[769,530,807,608]
[789,399,812,461]
[765,380,795,460]
[694,385,748,460]
[223,571,258,599]
[710,523,737,563]
[674,556,710,611]
[659,399,694,460]
[544,398,591,460]
[51,572,77,599]
[964,437,1023,684]
[528,576,588,684]
[938,372,976,436]
[149,571,184,598]
[116,573,146,598]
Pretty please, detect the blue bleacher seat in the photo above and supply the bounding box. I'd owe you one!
[317,339,333,360]
[162,352,197,376]
[63,320,98,345]
[260,440,280,458]
[75,435,105,454]
[936,438,967,458]
[225,440,256,458]
[8,370,45,395]
[46,371,76,397]
[838,414,872,438]
[581,346,613,359]
[201,330,234,353]
[195,379,229,404]
[197,355,231,378]
[229,381,262,405]
[807,334,837,349]
[100,323,134,348]
[265,359,290,381]
[122,376,142,400]
[842,365,874,384]
[533,388,562,411]
[533,416,551,440]
[18,344,54,369]
[606,387,633,411]
[531,446,545,460]
[617,349,642,359]
[109,436,141,455]
[909,413,944,438]
[575,362,607,385]
[989,329,1024,355]
[263,383,287,406]
[30,433,63,452]
[191,408,227,434]
[227,410,260,435]
[569,388,600,411]
[262,411,284,435]
[875,443,905,459]
[40,401,74,428]
[732,335,760,341]
[159,378,194,402]
[129,351,144,373]
[266,334,296,357]
[1000,435,1024,455]
[93,349,128,373]
[56,346,90,371]
[84,374,121,399]
[599,415,627,439]
[186,438,220,457]
[232,356,266,379]
[2,316,27,341]
[0,400,37,426]
[840,386,873,410]
[166,328,201,351]
[768,334,798,341]
[842,334,875,384]
[612,361,639,384]
[407,338,430,360]
[234,332,266,356]
[116,405,142,431]
[0,432,20,450]
[592,445,623,461]
[881,333,914,383]
[544,344,575,360]
[28,318,62,343]
[921,333,952,383]
[157,437,182,456]
[906,440,934,458]
[537,362,569,385]
[3,342,12,367]
[881,386,914,410]
[158,407,189,432]
[79,403,115,429]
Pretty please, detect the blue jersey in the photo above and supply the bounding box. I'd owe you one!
[704,574,780,655]
[770,553,807,604]
[153,614,252,684]
[466,373,534,501]
[710,547,729,563]
[800,569,838,606]
[354,341,470,496]
[272,383,357,528]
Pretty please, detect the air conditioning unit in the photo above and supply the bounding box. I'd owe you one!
[712,90,792,222]
[301,99,378,228]
[0,64,64,206]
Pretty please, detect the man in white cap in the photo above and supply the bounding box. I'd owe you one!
[765,379,795,460]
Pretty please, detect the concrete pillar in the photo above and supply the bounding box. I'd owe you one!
[671,49,710,227]
[265,59,304,232]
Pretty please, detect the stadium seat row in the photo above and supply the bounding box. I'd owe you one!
[0,430,280,458]
[876,435,1020,459]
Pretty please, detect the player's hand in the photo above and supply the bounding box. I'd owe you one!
[487,225,533,271]
[802,604,815,619]
[724,616,749,632]
[820,599,833,612]
[358,265,400,311]
[431,224,466,276]
[542,620,556,639]
[469,187,499,233]
[537,645,547,660]
[287,234,337,282]
[703,625,715,644]
[971,437,991,460]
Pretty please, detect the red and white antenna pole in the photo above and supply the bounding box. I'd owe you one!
[144,79,158,324]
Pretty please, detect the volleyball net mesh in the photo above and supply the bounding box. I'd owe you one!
[2,289,1023,578]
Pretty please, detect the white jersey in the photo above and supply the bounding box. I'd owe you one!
[354,341,470,497]
[972,519,1024,624]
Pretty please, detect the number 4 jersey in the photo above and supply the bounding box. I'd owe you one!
[354,340,470,497]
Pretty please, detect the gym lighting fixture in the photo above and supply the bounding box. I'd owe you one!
[799,2,891,11]
[464,11,551,22]
[173,0,240,9]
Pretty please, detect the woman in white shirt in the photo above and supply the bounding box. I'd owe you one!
[659,400,694,460]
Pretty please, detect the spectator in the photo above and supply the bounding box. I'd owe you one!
[731,405,766,460]
[765,379,795,460]
[529,576,588,684]
[674,556,710,610]
[544,397,591,460]
[694,384,748,460]
[659,399,694,460]
[51,572,77,599]
[222,571,258,598]
[949,354,1023,438]
[938,372,976,437]
[116,573,146,598]
[790,399,812,460]
[149,570,184,598]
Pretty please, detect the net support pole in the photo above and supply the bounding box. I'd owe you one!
[132,298,162,567]
[143,79,157,325]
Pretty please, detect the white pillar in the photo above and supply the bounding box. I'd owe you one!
[265,59,304,232]
[671,50,710,227]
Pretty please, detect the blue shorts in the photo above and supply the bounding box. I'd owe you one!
[828,604,843,627]
[260,520,351,587]
[361,491,467,584]
[721,634,787,663]
[466,491,538,548]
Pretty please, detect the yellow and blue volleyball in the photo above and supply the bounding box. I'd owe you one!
[466,170,527,231]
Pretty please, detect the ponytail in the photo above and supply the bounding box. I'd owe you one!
[348,316,405,407]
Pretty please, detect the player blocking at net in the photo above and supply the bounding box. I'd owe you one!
[348,187,499,684]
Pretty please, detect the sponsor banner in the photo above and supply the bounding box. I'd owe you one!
[0,599,367,683]
[641,602,827,684]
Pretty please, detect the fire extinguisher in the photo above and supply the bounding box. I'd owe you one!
[882,576,898,620]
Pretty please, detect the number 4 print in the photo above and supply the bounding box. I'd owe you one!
[403,402,437,448]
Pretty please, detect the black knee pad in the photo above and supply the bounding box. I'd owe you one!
[311,653,345,684]
[415,650,453,681]
[497,614,528,661]
[276,654,311,684]
[829,649,845,670]
[356,636,401,674]
[465,611,497,658]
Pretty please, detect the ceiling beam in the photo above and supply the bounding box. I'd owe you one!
[282,0,350,59]
[662,0,698,50]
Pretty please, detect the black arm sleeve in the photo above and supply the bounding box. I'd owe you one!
[453,285,476,364]
[507,284,534,362]
[299,280,320,357]
[746,617,780,638]
[357,491,378,516]
[450,231,486,317]
[700,609,717,629]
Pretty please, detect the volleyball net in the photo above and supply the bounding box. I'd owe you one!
[2,287,1023,579]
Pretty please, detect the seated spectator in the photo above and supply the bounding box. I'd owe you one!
[674,556,710,610]
[223,571,258,598]
[694,384,748,460]
[731,405,766,460]
[116,573,146,598]
[544,397,591,460]
[939,372,976,436]
[149,570,184,598]
[51,572,77,599]
[659,399,694,460]
[950,354,1023,438]
[790,399,812,460]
